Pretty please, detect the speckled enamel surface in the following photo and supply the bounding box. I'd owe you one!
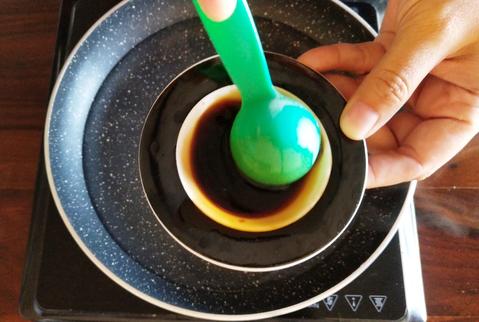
[47,0,410,318]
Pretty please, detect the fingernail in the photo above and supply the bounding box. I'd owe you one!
[340,101,378,139]
[198,0,237,22]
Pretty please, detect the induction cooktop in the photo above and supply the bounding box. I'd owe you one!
[19,1,427,321]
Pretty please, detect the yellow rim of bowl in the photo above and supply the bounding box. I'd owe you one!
[176,85,332,232]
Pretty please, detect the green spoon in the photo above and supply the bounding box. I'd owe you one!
[193,0,321,187]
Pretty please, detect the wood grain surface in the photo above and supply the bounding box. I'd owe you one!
[0,1,478,321]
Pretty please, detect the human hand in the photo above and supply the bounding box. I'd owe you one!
[299,0,479,188]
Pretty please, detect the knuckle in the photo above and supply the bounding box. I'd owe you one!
[356,44,372,73]
[370,68,410,104]
[334,44,344,65]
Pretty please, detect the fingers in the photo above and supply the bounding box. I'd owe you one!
[322,73,360,100]
[367,150,424,188]
[367,118,478,188]
[197,0,236,21]
[366,110,421,154]
[413,76,479,125]
[298,42,385,74]
[386,110,422,144]
[299,36,448,140]
[366,126,398,154]
[340,32,451,140]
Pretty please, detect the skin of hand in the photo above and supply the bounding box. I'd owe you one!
[299,0,479,188]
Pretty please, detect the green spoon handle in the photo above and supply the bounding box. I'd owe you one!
[192,0,276,103]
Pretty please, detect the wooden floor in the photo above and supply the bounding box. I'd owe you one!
[0,1,478,321]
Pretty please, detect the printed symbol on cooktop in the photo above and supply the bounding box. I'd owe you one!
[322,294,338,311]
[345,295,363,312]
[369,295,387,312]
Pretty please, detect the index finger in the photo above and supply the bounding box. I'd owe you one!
[298,41,385,74]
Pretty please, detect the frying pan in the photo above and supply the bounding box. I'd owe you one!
[45,0,415,320]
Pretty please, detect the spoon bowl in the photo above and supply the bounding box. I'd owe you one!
[231,92,321,186]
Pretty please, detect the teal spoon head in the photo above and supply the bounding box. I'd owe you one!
[230,92,321,187]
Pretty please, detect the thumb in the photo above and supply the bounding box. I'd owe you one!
[197,0,237,22]
[340,32,448,140]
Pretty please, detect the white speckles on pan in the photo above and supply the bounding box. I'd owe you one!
[45,0,412,320]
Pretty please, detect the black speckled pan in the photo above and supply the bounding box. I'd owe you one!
[45,0,415,320]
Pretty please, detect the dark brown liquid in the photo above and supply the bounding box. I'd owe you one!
[190,97,305,217]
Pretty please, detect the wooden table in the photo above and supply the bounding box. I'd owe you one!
[1,1,478,321]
